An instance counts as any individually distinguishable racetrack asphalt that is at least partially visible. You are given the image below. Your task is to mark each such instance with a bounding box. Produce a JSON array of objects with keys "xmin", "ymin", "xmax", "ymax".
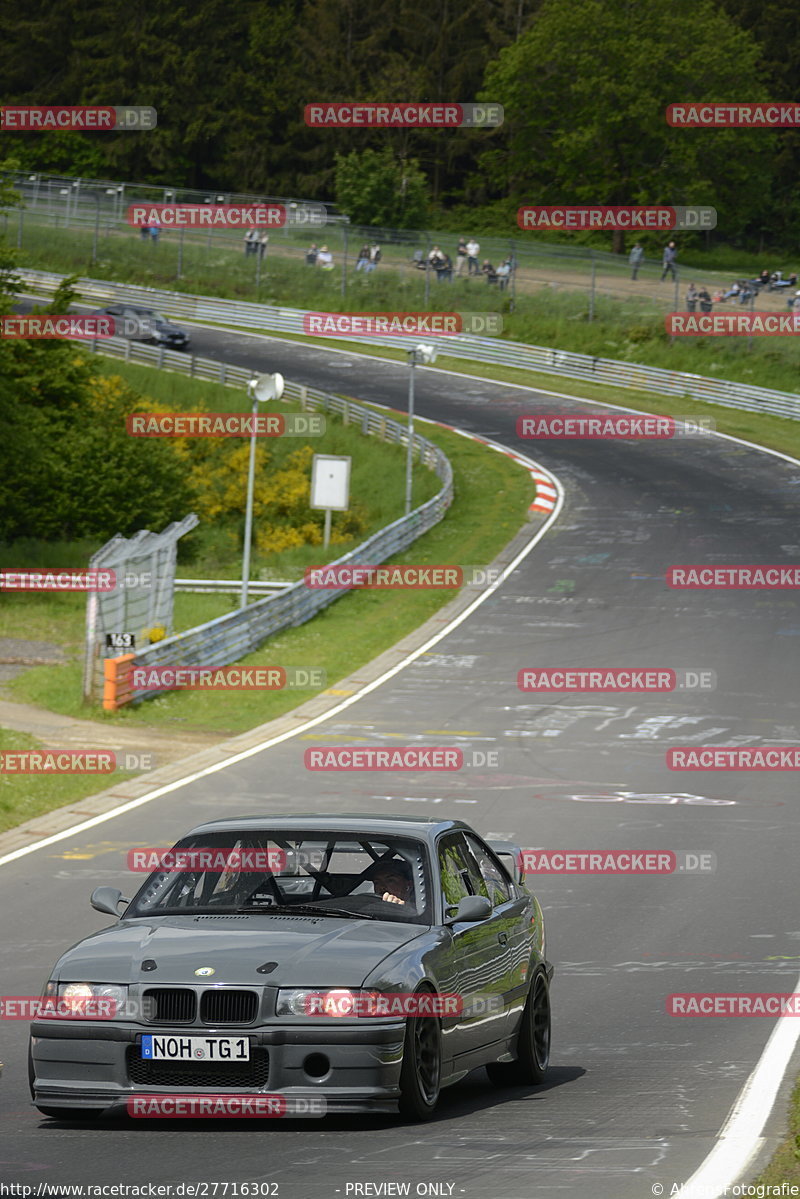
[{"xmin": 1, "ymin": 318, "xmax": 799, "ymax": 1198}]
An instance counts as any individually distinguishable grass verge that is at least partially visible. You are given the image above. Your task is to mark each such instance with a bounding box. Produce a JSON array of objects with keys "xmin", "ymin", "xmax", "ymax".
[
  {"xmin": 0, "ymin": 728, "xmax": 135, "ymax": 835},
  {"xmin": 751, "ymin": 1076, "xmax": 800, "ymax": 1188}
]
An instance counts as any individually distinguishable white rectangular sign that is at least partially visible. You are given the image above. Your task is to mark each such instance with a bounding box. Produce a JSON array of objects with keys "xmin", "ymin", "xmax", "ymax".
[{"xmin": 311, "ymin": 454, "xmax": 351, "ymax": 511}]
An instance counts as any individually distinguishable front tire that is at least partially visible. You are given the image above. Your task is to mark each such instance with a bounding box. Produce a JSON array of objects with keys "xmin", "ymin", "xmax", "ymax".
[
  {"xmin": 398, "ymin": 992, "xmax": 442, "ymax": 1121},
  {"xmin": 487, "ymin": 968, "xmax": 551, "ymax": 1087}
]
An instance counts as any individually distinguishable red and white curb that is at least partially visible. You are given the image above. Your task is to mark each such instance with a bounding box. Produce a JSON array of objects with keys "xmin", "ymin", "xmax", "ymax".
[
  {"xmin": 527, "ymin": 469, "xmax": 559, "ymax": 514},
  {"xmin": 440, "ymin": 429, "xmax": 560, "ymax": 517}
]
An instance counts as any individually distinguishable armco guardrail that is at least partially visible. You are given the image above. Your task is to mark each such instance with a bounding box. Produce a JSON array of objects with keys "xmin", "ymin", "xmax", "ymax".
[
  {"xmin": 17, "ymin": 269, "xmax": 800, "ymax": 421},
  {"xmin": 95, "ymin": 350, "xmax": 452, "ymax": 708},
  {"xmin": 175, "ymin": 578, "xmax": 293, "ymax": 595}
]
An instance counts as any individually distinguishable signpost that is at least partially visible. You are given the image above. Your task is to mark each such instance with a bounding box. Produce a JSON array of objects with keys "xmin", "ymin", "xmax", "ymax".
[{"xmin": 310, "ymin": 455, "xmax": 351, "ymax": 548}]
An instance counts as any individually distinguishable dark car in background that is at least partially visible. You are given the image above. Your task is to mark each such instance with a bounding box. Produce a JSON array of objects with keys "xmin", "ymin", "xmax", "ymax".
[
  {"xmin": 94, "ymin": 304, "xmax": 191, "ymax": 350},
  {"xmin": 29, "ymin": 815, "xmax": 553, "ymax": 1122}
]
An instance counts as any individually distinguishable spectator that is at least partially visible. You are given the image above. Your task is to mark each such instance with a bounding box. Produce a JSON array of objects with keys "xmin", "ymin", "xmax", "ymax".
[
  {"xmin": 496, "ymin": 257, "xmax": 512, "ymax": 291},
  {"xmin": 436, "ymin": 252, "xmax": 453, "ymax": 282},
  {"xmin": 756, "ymin": 268, "xmax": 770, "ymax": 289},
  {"xmin": 629, "ymin": 242, "xmax": 644, "ymax": 280},
  {"xmin": 317, "ymin": 245, "xmax": 333, "ymax": 269},
  {"xmin": 771, "ymin": 270, "xmax": 797, "ymax": 290},
  {"xmin": 698, "ymin": 286, "xmax": 712, "ymax": 313},
  {"xmin": 355, "ymin": 244, "xmax": 370, "ymax": 272},
  {"xmin": 466, "ymin": 237, "xmax": 480, "ymax": 276},
  {"xmin": 367, "ymin": 242, "xmax": 382, "ymax": 272},
  {"xmin": 428, "ymin": 245, "xmax": 446, "ymax": 276},
  {"xmin": 305, "ymin": 242, "xmax": 318, "ymax": 266},
  {"xmin": 149, "ymin": 217, "xmax": 161, "ymax": 243},
  {"xmin": 244, "ymin": 229, "xmax": 258, "ymax": 257},
  {"xmin": 481, "ymin": 258, "xmax": 498, "ymax": 284},
  {"xmin": 789, "ymin": 289, "xmax": 800, "ymax": 310},
  {"xmin": 686, "ymin": 282, "xmax": 698, "ymax": 312},
  {"xmin": 140, "ymin": 224, "xmax": 150, "ymax": 241},
  {"xmin": 660, "ymin": 241, "xmax": 677, "ymax": 281},
  {"xmin": 454, "ymin": 237, "xmax": 468, "ymax": 277},
  {"xmin": 257, "ymin": 231, "xmax": 269, "ymax": 259},
  {"xmin": 720, "ymin": 281, "xmax": 742, "ymax": 301}
]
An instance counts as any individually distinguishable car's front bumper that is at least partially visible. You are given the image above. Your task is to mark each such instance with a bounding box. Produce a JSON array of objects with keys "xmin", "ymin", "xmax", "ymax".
[{"xmin": 30, "ymin": 1019, "xmax": 406, "ymax": 1116}]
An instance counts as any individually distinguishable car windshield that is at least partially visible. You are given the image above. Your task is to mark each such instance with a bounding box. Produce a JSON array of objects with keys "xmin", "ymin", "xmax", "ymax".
[{"xmin": 127, "ymin": 831, "xmax": 432, "ymax": 924}]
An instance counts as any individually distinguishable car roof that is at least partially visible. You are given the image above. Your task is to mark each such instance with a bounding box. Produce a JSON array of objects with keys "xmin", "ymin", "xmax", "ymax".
[{"xmin": 181, "ymin": 814, "xmax": 476, "ymax": 842}]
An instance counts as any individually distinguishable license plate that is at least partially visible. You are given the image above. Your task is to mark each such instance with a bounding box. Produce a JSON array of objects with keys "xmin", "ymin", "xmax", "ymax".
[{"xmin": 141, "ymin": 1034, "xmax": 250, "ymax": 1061}]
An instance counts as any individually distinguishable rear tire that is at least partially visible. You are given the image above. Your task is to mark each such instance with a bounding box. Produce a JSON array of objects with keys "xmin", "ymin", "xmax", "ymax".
[
  {"xmin": 398, "ymin": 991, "xmax": 442, "ymax": 1121},
  {"xmin": 487, "ymin": 968, "xmax": 550, "ymax": 1087}
]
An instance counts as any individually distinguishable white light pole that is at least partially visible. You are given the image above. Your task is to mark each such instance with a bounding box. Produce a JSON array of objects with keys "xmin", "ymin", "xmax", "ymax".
[
  {"xmin": 241, "ymin": 372, "xmax": 285, "ymax": 607},
  {"xmin": 405, "ymin": 344, "xmax": 437, "ymax": 515}
]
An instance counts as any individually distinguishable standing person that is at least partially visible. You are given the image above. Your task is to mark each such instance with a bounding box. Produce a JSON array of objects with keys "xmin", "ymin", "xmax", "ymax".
[
  {"xmin": 149, "ymin": 217, "xmax": 160, "ymax": 243},
  {"xmin": 305, "ymin": 242, "xmax": 318, "ymax": 266},
  {"xmin": 355, "ymin": 244, "xmax": 370, "ymax": 272},
  {"xmin": 661, "ymin": 240, "xmax": 677, "ymax": 281},
  {"xmin": 629, "ymin": 242, "xmax": 644, "ymax": 280},
  {"xmin": 686, "ymin": 282, "xmax": 698, "ymax": 312},
  {"xmin": 698, "ymin": 286, "xmax": 712, "ymax": 313},
  {"xmin": 258, "ymin": 231, "xmax": 269, "ymax": 259},
  {"xmin": 140, "ymin": 223, "xmax": 150, "ymax": 241},
  {"xmin": 454, "ymin": 237, "xmax": 468, "ymax": 277},
  {"xmin": 428, "ymin": 244, "xmax": 446, "ymax": 276},
  {"xmin": 496, "ymin": 257, "xmax": 512, "ymax": 291},
  {"xmin": 466, "ymin": 236, "xmax": 480, "ymax": 276},
  {"xmin": 366, "ymin": 242, "xmax": 381, "ymax": 273},
  {"xmin": 481, "ymin": 259, "xmax": 497, "ymax": 284},
  {"xmin": 244, "ymin": 229, "xmax": 257, "ymax": 257}
]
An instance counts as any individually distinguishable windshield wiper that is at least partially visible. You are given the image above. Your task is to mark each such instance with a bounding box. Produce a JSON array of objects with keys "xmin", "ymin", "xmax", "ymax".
[{"xmin": 235, "ymin": 902, "xmax": 379, "ymax": 920}]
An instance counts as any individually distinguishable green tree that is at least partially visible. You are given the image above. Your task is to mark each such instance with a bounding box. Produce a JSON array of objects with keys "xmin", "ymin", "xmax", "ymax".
[
  {"xmin": 717, "ymin": 0, "xmax": 800, "ymax": 248},
  {"xmin": 335, "ymin": 147, "xmax": 430, "ymax": 228},
  {"xmin": 479, "ymin": 0, "xmax": 775, "ymax": 251}
]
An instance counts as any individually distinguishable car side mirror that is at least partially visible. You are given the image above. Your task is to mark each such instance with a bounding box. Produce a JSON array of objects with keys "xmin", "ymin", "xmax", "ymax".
[
  {"xmin": 90, "ymin": 886, "xmax": 130, "ymax": 917},
  {"xmin": 445, "ymin": 894, "xmax": 492, "ymax": 924}
]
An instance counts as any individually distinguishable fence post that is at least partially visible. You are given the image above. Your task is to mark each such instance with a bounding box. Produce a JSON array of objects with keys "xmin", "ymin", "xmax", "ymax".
[
  {"xmin": 588, "ymin": 252, "xmax": 596, "ymax": 322},
  {"xmin": 424, "ymin": 234, "xmax": 431, "ymax": 307},
  {"xmin": 341, "ymin": 224, "xmax": 348, "ymax": 299}
]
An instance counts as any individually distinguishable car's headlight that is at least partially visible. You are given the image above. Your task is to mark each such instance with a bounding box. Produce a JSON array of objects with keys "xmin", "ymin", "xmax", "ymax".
[
  {"xmin": 40, "ymin": 982, "xmax": 128, "ymax": 1020},
  {"xmin": 277, "ymin": 988, "xmax": 363, "ymax": 1017}
]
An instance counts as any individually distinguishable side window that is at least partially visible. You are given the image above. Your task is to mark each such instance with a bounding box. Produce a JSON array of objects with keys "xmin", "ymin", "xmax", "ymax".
[
  {"xmin": 465, "ymin": 836, "xmax": 511, "ymax": 907},
  {"xmin": 437, "ymin": 835, "xmax": 475, "ymax": 909}
]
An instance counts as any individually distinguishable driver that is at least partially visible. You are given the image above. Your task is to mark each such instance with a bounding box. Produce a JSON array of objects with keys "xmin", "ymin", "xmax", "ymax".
[{"xmin": 365, "ymin": 858, "xmax": 413, "ymax": 906}]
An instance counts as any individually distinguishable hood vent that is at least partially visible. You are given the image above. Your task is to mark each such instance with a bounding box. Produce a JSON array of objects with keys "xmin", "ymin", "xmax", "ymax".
[{"xmin": 194, "ymin": 915, "xmax": 252, "ymax": 921}]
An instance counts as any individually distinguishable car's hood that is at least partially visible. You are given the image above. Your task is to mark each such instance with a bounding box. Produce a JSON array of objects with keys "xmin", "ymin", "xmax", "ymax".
[{"xmin": 54, "ymin": 916, "xmax": 426, "ymax": 987}]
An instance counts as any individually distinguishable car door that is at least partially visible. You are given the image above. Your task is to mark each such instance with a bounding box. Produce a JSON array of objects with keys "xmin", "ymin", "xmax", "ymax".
[
  {"xmin": 463, "ymin": 833, "xmax": 534, "ymax": 1041},
  {"xmin": 435, "ymin": 832, "xmax": 513, "ymax": 1061}
]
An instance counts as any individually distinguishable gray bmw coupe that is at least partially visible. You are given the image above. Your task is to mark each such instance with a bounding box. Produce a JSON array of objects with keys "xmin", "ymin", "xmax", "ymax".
[{"xmin": 29, "ymin": 815, "xmax": 553, "ymax": 1121}]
